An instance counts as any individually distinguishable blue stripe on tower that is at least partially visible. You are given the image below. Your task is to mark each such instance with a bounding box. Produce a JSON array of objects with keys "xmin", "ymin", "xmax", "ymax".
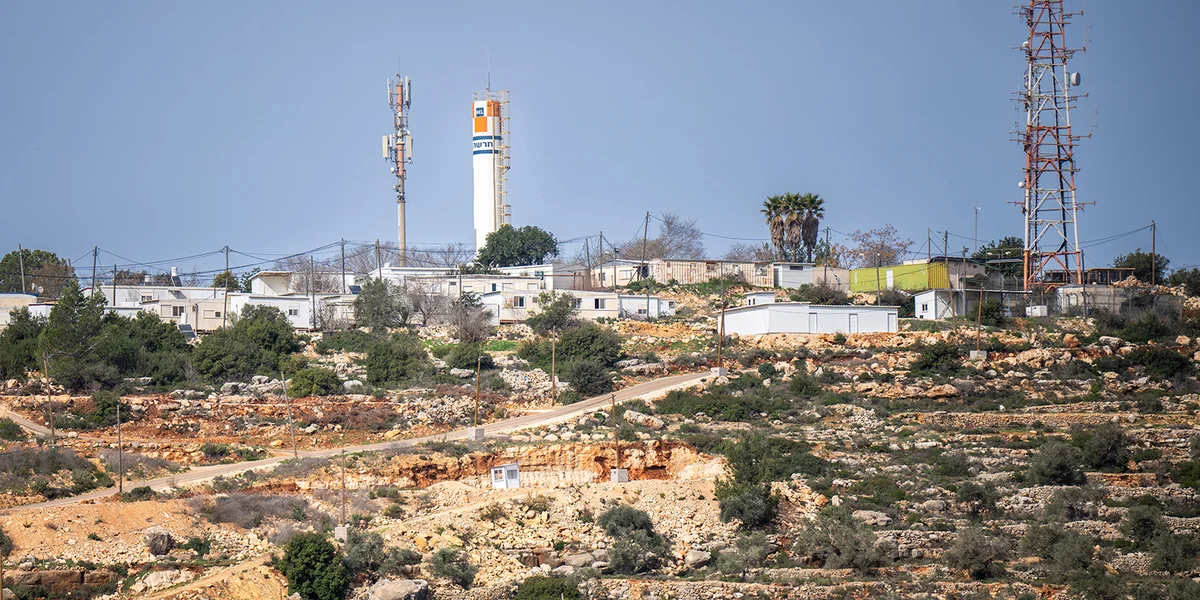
[
  {"xmin": 473, "ymin": 150, "xmax": 497, "ymax": 155},
  {"xmin": 472, "ymin": 135, "xmax": 503, "ymax": 142}
]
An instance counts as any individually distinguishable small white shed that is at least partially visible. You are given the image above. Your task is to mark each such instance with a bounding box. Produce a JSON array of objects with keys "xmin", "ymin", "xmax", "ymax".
[{"xmin": 490, "ymin": 463, "xmax": 521, "ymax": 489}]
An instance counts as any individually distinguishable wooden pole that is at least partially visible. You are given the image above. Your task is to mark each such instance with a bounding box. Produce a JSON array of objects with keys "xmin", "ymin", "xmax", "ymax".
[
  {"xmin": 283, "ymin": 370, "xmax": 298, "ymax": 459},
  {"xmin": 611, "ymin": 392, "xmax": 620, "ymax": 469},
  {"xmin": 641, "ymin": 212, "xmax": 651, "ymax": 316},
  {"xmin": 375, "ymin": 240, "xmax": 382, "ymax": 280},
  {"xmin": 976, "ymin": 288, "xmax": 984, "ymax": 352},
  {"xmin": 340, "ymin": 239, "xmax": 347, "ymax": 294},
  {"xmin": 474, "ymin": 357, "xmax": 481, "ymax": 428},
  {"xmin": 17, "ymin": 243, "xmax": 26, "ymax": 294},
  {"xmin": 1150, "ymin": 221, "xmax": 1157, "ymax": 286},
  {"xmin": 715, "ymin": 265, "xmax": 725, "ymax": 371},
  {"xmin": 222, "ymin": 246, "xmax": 229, "ymax": 329},
  {"xmin": 116, "ymin": 397, "xmax": 123, "ymax": 494},
  {"xmin": 550, "ymin": 336, "xmax": 557, "ymax": 403},
  {"xmin": 340, "ymin": 449, "xmax": 347, "ymax": 525},
  {"xmin": 91, "ymin": 246, "xmax": 97, "ymax": 296},
  {"xmin": 42, "ymin": 352, "xmax": 54, "ymax": 447}
]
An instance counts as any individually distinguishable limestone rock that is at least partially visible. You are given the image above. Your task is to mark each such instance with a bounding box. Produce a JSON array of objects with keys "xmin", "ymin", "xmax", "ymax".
[
  {"xmin": 143, "ymin": 526, "xmax": 175, "ymax": 556},
  {"xmin": 623, "ymin": 410, "xmax": 665, "ymax": 430},
  {"xmin": 1098, "ymin": 335, "xmax": 1125, "ymax": 348},
  {"xmin": 852, "ymin": 510, "xmax": 893, "ymax": 527},
  {"xmin": 368, "ymin": 579, "xmax": 430, "ymax": 600},
  {"xmin": 563, "ymin": 553, "xmax": 594, "ymax": 568},
  {"xmin": 925, "ymin": 384, "xmax": 960, "ymax": 398},
  {"xmin": 343, "ymin": 380, "xmax": 364, "ymax": 391},
  {"xmin": 684, "ymin": 549, "xmax": 712, "ymax": 568}
]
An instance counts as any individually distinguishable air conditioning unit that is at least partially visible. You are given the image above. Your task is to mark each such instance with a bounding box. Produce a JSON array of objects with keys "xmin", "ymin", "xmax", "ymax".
[{"xmin": 1026, "ymin": 305, "xmax": 1049, "ymax": 317}]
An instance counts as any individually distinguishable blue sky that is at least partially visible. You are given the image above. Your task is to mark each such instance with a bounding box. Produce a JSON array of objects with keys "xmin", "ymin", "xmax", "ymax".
[{"xmin": 1, "ymin": 1, "xmax": 1197, "ymax": 275}]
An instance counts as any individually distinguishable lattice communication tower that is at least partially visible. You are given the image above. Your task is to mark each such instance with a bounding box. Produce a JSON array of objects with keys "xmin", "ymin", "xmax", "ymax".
[
  {"xmin": 1016, "ymin": 0, "xmax": 1088, "ymax": 289},
  {"xmin": 385, "ymin": 74, "xmax": 413, "ymax": 265}
]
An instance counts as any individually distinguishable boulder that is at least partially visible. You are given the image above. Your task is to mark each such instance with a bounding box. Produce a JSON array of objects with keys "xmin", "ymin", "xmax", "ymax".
[
  {"xmin": 220, "ymin": 382, "xmax": 243, "ymax": 394},
  {"xmin": 925, "ymin": 384, "xmax": 960, "ymax": 398},
  {"xmin": 251, "ymin": 375, "xmax": 271, "ymax": 385},
  {"xmin": 851, "ymin": 510, "xmax": 892, "ymax": 527},
  {"xmin": 1063, "ymin": 333, "xmax": 1081, "ymax": 348},
  {"xmin": 143, "ymin": 526, "xmax": 175, "ymax": 556},
  {"xmin": 1098, "ymin": 336, "xmax": 1125, "ymax": 348},
  {"xmin": 623, "ymin": 410, "xmax": 665, "ymax": 430},
  {"xmin": 448, "ymin": 368, "xmax": 474, "ymax": 379},
  {"xmin": 343, "ymin": 380, "xmax": 364, "ymax": 391},
  {"xmin": 684, "ymin": 549, "xmax": 712, "ymax": 568},
  {"xmin": 368, "ymin": 579, "xmax": 430, "ymax": 600},
  {"xmin": 2, "ymin": 588, "xmax": 14, "ymax": 600},
  {"xmin": 1176, "ymin": 335, "xmax": 1192, "ymax": 347},
  {"xmin": 563, "ymin": 553, "xmax": 594, "ymax": 568}
]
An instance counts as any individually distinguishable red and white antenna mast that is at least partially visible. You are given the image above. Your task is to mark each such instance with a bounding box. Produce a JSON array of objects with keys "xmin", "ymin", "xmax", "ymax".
[{"xmin": 1016, "ymin": 0, "xmax": 1088, "ymax": 290}]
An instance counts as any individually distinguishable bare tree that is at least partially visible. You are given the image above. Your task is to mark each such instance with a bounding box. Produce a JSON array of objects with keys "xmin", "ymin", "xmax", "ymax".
[
  {"xmin": 844, "ymin": 225, "xmax": 914, "ymax": 269},
  {"xmin": 620, "ymin": 212, "xmax": 706, "ymax": 260},
  {"xmin": 274, "ymin": 255, "xmax": 342, "ymax": 293},
  {"xmin": 405, "ymin": 243, "xmax": 474, "ymax": 268},
  {"xmin": 403, "ymin": 280, "xmax": 450, "ymax": 325},
  {"xmin": 443, "ymin": 294, "xmax": 493, "ymax": 344},
  {"xmin": 316, "ymin": 298, "xmax": 352, "ymax": 331},
  {"xmin": 723, "ymin": 242, "xmax": 775, "ymax": 262}
]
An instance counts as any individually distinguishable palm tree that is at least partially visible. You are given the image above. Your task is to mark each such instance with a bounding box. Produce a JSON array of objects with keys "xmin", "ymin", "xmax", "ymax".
[
  {"xmin": 801, "ymin": 193, "xmax": 825, "ymax": 262},
  {"xmin": 783, "ymin": 192, "xmax": 804, "ymax": 262},
  {"xmin": 761, "ymin": 196, "xmax": 786, "ymax": 261}
]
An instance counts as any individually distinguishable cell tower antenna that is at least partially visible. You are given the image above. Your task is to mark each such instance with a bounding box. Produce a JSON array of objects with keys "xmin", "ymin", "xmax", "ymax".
[
  {"xmin": 486, "ymin": 46, "xmax": 491, "ymax": 90},
  {"xmin": 1014, "ymin": 0, "xmax": 1089, "ymax": 290},
  {"xmin": 384, "ymin": 69, "xmax": 413, "ymax": 266}
]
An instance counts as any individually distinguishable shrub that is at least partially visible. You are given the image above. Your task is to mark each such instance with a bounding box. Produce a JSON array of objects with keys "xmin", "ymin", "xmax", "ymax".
[
  {"xmin": 0, "ymin": 525, "xmax": 12, "ymax": 558},
  {"xmin": 935, "ymin": 452, "xmax": 972, "ymax": 477},
  {"xmin": 363, "ymin": 332, "xmax": 431, "ymax": 385},
  {"xmin": 517, "ymin": 494, "xmax": 552, "ymax": 513},
  {"xmin": 978, "ymin": 300, "xmax": 1007, "ymax": 327},
  {"xmin": 1028, "ymin": 441, "xmax": 1087, "ymax": 486},
  {"xmin": 714, "ymin": 532, "xmax": 771, "ymax": 577},
  {"xmin": 1072, "ymin": 423, "xmax": 1131, "ymax": 472},
  {"xmin": 288, "ymin": 367, "xmax": 340, "ymax": 398},
  {"xmin": 559, "ymin": 360, "xmax": 612, "ymax": 396},
  {"xmin": 343, "ymin": 528, "xmax": 416, "ymax": 580},
  {"xmin": 445, "ymin": 343, "xmax": 494, "ymax": 370},
  {"xmin": 0, "ymin": 417, "xmax": 27, "ymax": 441},
  {"xmin": 956, "ymin": 481, "xmax": 1000, "ymax": 519},
  {"xmin": 276, "ymin": 533, "xmax": 349, "ymax": 600},
  {"xmin": 598, "ymin": 505, "xmax": 656, "ymax": 538},
  {"xmin": 757, "ymin": 363, "xmax": 777, "ymax": 378},
  {"xmin": 56, "ymin": 391, "xmax": 132, "ymax": 430},
  {"xmin": 121, "ymin": 486, "xmax": 155, "ymax": 502},
  {"xmin": 909, "ymin": 341, "xmax": 962, "ymax": 376},
  {"xmin": 876, "ymin": 289, "xmax": 915, "ymax": 317},
  {"xmin": 1149, "ymin": 533, "xmax": 1198, "ymax": 574},
  {"xmin": 556, "ymin": 322, "xmax": 622, "ymax": 366},
  {"xmin": 1119, "ymin": 505, "xmax": 1165, "ymax": 546},
  {"xmin": 607, "ymin": 529, "xmax": 664, "ymax": 575},
  {"xmin": 429, "ymin": 547, "xmax": 478, "ymax": 588},
  {"xmin": 1119, "ymin": 312, "xmax": 1176, "ymax": 344},
  {"xmin": 792, "ymin": 508, "xmax": 889, "ymax": 573},
  {"xmin": 943, "ymin": 526, "xmax": 1009, "ymax": 580},
  {"xmin": 181, "ymin": 536, "xmax": 212, "ymax": 557},
  {"xmin": 714, "ymin": 481, "xmax": 778, "ymax": 529},
  {"xmin": 1124, "ymin": 346, "xmax": 1192, "ymax": 380},
  {"xmin": 315, "ymin": 330, "xmax": 377, "ymax": 354},
  {"xmin": 514, "ymin": 575, "xmax": 581, "ymax": 600},
  {"xmin": 192, "ymin": 493, "xmax": 312, "ymax": 529},
  {"xmin": 479, "ymin": 503, "xmax": 507, "ymax": 522},
  {"xmin": 789, "ymin": 282, "xmax": 849, "ymax": 305}
]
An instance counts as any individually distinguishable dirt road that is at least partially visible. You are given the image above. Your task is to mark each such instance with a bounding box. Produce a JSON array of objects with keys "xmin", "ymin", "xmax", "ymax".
[{"xmin": 11, "ymin": 371, "xmax": 709, "ymax": 511}]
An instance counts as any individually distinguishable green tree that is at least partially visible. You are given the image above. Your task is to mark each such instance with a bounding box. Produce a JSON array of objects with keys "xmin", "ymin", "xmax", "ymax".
[
  {"xmin": 525, "ymin": 291, "xmax": 579, "ymax": 335},
  {"xmin": 276, "ymin": 533, "xmax": 349, "ymax": 600},
  {"xmin": 973, "ymin": 236, "xmax": 1023, "ymax": 277},
  {"xmin": 353, "ymin": 278, "xmax": 408, "ymax": 332},
  {"xmin": 800, "ymin": 193, "xmax": 825, "ymax": 263},
  {"xmin": 192, "ymin": 305, "xmax": 299, "ymax": 382},
  {"xmin": 944, "ymin": 526, "xmax": 1009, "ymax": 580},
  {"xmin": 1073, "ymin": 423, "xmax": 1131, "ymax": 472},
  {"xmin": 0, "ymin": 307, "xmax": 45, "ymax": 380},
  {"xmin": 783, "ymin": 192, "xmax": 803, "ymax": 261},
  {"xmin": 38, "ymin": 279, "xmax": 113, "ymax": 390},
  {"xmin": 1168, "ymin": 267, "xmax": 1200, "ymax": 296},
  {"xmin": 363, "ymin": 332, "xmax": 430, "ymax": 385},
  {"xmin": 556, "ymin": 322, "xmax": 622, "ymax": 366},
  {"xmin": 1119, "ymin": 505, "xmax": 1165, "ymax": 546},
  {"xmin": 761, "ymin": 196, "xmax": 787, "ymax": 261},
  {"xmin": 475, "ymin": 225, "xmax": 559, "ymax": 268},
  {"xmin": 212, "ymin": 270, "xmax": 239, "ymax": 290},
  {"xmin": 792, "ymin": 507, "xmax": 889, "ymax": 573},
  {"xmin": 1029, "ymin": 441, "xmax": 1087, "ymax": 486},
  {"xmin": 239, "ymin": 268, "xmax": 261, "ymax": 293},
  {"xmin": 0, "ymin": 248, "xmax": 75, "ymax": 298},
  {"xmin": 598, "ymin": 505, "xmax": 666, "ymax": 574},
  {"xmin": 287, "ymin": 367, "xmax": 340, "ymax": 397},
  {"xmin": 1112, "ymin": 249, "xmax": 1168, "ymax": 284}
]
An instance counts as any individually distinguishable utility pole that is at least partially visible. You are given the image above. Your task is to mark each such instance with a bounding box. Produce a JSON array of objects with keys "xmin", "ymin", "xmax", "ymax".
[
  {"xmin": 549, "ymin": 335, "xmax": 557, "ymax": 403},
  {"xmin": 340, "ymin": 239, "xmax": 347, "ymax": 294},
  {"xmin": 976, "ymin": 288, "xmax": 984, "ymax": 352},
  {"xmin": 875, "ymin": 252, "xmax": 881, "ymax": 305},
  {"xmin": 91, "ymin": 246, "xmax": 98, "ymax": 296},
  {"xmin": 598, "ymin": 232, "xmax": 604, "ymax": 289},
  {"xmin": 375, "ymin": 240, "xmax": 382, "ymax": 280},
  {"xmin": 1150, "ymin": 221, "xmax": 1157, "ymax": 286},
  {"xmin": 112, "ymin": 265, "xmax": 117, "ymax": 309},
  {"xmin": 340, "ymin": 449, "xmax": 347, "ymax": 526},
  {"xmin": 283, "ymin": 370, "xmax": 298, "ymax": 459},
  {"xmin": 42, "ymin": 352, "xmax": 54, "ymax": 447},
  {"xmin": 222, "ymin": 246, "xmax": 230, "ymax": 329},
  {"xmin": 309, "ymin": 256, "xmax": 317, "ymax": 331},
  {"xmin": 584, "ymin": 238, "xmax": 592, "ymax": 291},
  {"xmin": 611, "ymin": 392, "xmax": 620, "ymax": 470},
  {"xmin": 944, "ymin": 232, "xmax": 954, "ymax": 327},
  {"xmin": 641, "ymin": 211, "xmax": 651, "ymax": 318},
  {"xmin": 116, "ymin": 396, "xmax": 123, "ymax": 494},
  {"xmin": 17, "ymin": 243, "xmax": 26, "ymax": 294},
  {"xmin": 474, "ymin": 357, "xmax": 481, "ymax": 428},
  {"xmin": 823, "ymin": 227, "xmax": 830, "ymax": 285},
  {"xmin": 715, "ymin": 264, "xmax": 726, "ymax": 373},
  {"xmin": 927, "ymin": 229, "xmax": 931, "ymax": 263},
  {"xmin": 974, "ymin": 207, "xmax": 981, "ymax": 253}
]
